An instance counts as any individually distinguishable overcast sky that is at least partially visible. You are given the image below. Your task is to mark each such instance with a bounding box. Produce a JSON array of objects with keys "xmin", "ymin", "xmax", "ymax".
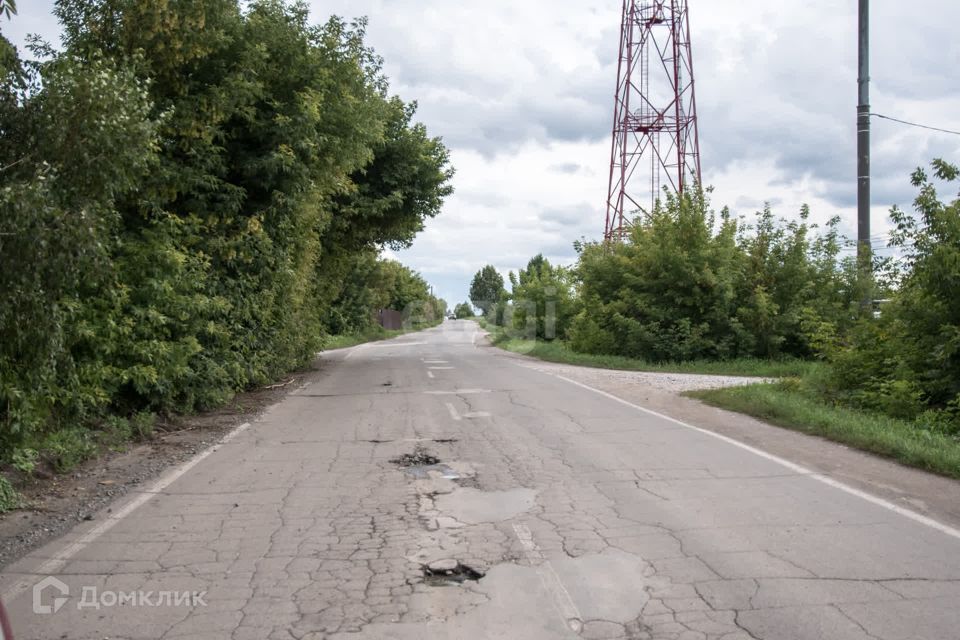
[{"xmin": 5, "ymin": 1, "xmax": 960, "ymax": 306}]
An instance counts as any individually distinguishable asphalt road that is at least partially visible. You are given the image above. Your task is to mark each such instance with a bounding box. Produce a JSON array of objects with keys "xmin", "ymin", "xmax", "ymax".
[{"xmin": 2, "ymin": 320, "xmax": 960, "ymax": 639}]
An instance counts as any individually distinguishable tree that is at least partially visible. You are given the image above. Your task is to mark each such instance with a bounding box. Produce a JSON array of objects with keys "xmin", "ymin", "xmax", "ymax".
[
  {"xmin": 0, "ymin": 0, "xmax": 16, "ymax": 20},
  {"xmin": 510, "ymin": 255, "xmax": 578, "ymax": 340},
  {"xmin": 469, "ymin": 265, "xmax": 505, "ymax": 316},
  {"xmin": 0, "ymin": 1, "xmax": 453, "ymax": 466},
  {"xmin": 828, "ymin": 159, "xmax": 960, "ymax": 429},
  {"xmin": 454, "ymin": 302, "xmax": 474, "ymax": 319}
]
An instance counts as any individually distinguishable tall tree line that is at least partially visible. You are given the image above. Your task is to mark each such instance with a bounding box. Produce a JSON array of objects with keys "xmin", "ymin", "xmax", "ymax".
[{"xmin": 0, "ymin": 1, "xmax": 452, "ymax": 461}]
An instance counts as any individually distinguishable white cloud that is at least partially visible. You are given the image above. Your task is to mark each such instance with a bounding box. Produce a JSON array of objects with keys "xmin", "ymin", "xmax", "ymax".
[{"xmin": 6, "ymin": 0, "xmax": 959, "ymax": 306}]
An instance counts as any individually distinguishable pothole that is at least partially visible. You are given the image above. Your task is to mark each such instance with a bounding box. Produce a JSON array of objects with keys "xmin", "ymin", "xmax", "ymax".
[
  {"xmin": 454, "ymin": 475, "xmax": 481, "ymax": 489},
  {"xmin": 390, "ymin": 445, "xmax": 440, "ymax": 467},
  {"xmin": 422, "ymin": 560, "xmax": 485, "ymax": 586}
]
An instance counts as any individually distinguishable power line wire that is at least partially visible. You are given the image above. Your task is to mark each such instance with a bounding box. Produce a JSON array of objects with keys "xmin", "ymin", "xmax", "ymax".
[{"xmin": 871, "ymin": 113, "xmax": 960, "ymax": 137}]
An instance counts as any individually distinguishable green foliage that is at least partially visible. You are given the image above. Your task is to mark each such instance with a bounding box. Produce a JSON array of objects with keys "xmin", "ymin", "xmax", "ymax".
[
  {"xmin": 690, "ymin": 382, "xmax": 960, "ymax": 479},
  {"xmin": 571, "ymin": 188, "xmax": 856, "ymax": 362},
  {"xmin": 507, "ymin": 254, "xmax": 579, "ymax": 340},
  {"xmin": 0, "ymin": 0, "xmax": 16, "ymax": 20},
  {"xmin": 454, "ymin": 302, "xmax": 475, "ymax": 319},
  {"xmin": 469, "ymin": 265, "xmax": 506, "ymax": 316},
  {"xmin": 39, "ymin": 428, "xmax": 97, "ymax": 473},
  {"xmin": 11, "ymin": 447, "xmax": 38, "ymax": 475},
  {"xmin": 485, "ymin": 322, "xmax": 818, "ymax": 378},
  {"xmin": 824, "ymin": 160, "xmax": 960, "ymax": 429},
  {"xmin": 0, "ymin": 476, "xmax": 21, "ymax": 513},
  {"xmin": 0, "ymin": 1, "xmax": 451, "ymax": 471}
]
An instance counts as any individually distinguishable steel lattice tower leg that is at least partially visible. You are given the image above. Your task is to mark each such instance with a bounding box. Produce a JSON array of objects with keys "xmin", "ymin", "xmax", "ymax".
[{"xmin": 604, "ymin": 0, "xmax": 701, "ymax": 242}]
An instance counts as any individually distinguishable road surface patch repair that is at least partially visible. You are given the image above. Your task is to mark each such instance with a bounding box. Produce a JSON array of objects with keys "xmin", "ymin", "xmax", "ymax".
[{"xmin": 380, "ymin": 442, "xmax": 753, "ymax": 639}]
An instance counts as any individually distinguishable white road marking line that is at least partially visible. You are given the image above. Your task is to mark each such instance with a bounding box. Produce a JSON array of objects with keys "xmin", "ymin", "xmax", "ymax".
[
  {"xmin": 513, "ymin": 524, "xmax": 583, "ymax": 633},
  {"xmin": 536, "ymin": 368, "xmax": 960, "ymax": 542},
  {"xmin": 424, "ymin": 389, "xmax": 491, "ymax": 395},
  {"xmin": 463, "ymin": 412, "xmax": 492, "ymax": 419},
  {"xmin": 446, "ymin": 403, "xmax": 462, "ymax": 421},
  {"xmin": 428, "ymin": 366, "xmax": 455, "ymax": 370},
  {"xmin": 1, "ymin": 422, "xmax": 253, "ymax": 603},
  {"xmin": 427, "ymin": 371, "xmax": 435, "ymax": 379},
  {"xmin": 424, "ymin": 360, "xmax": 449, "ymax": 364}
]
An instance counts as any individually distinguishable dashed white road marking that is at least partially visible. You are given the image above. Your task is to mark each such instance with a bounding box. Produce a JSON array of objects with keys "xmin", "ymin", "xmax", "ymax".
[
  {"xmin": 531, "ymin": 366, "xmax": 960, "ymax": 543},
  {"xmin": 428, "ymin": 366, "xmax": 455, "ymax": 370},
  {"xmin": 513, "ymin": 524, "xmax": 583, "ymax": 633},
  {"xmin": 427, "ymin": 371, "xmax": 435, "ymax": 379},
  {"xmin": 2, "ymin": 422, "xmax": 254, "ymax": 603},
  {"xmin": 423, "ymin": 360, "xmax": 449, "ymax": 364},
  {"xmin": 463, "ymin": 412, "xmax": 492, "ymax": 419},
  {"xmin": 446, "ymin": 403, "xmax": 462, "ymax": 422}
]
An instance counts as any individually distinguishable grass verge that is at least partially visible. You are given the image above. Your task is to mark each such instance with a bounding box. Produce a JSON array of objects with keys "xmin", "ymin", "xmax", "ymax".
[
  {"xmin": 688, "ymin": 382, "xmax": 960, "ymax": 480},
  {"xmin": 479, "ymin": 321, "xmax": 816, "ymax": 378}
]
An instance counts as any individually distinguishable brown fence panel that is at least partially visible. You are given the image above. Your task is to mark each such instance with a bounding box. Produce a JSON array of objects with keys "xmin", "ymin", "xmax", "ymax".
[{"xmin": 377, "ymin": 309, "xmax": 404, "ymax": 330}]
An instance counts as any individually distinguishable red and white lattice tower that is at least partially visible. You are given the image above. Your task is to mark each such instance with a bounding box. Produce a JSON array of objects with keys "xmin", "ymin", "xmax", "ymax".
[{"xmin": 604, "ymin": 0, "xmax": 701, "ymax": 241}]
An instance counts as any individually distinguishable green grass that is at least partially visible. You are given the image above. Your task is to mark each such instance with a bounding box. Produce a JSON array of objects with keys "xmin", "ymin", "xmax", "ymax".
[
  {"xmin": 0, "ymin": 476, "xmax": 22, "ymax": 513},
  {"xmin": 688, "ymin": 382, "xmax": 960, "ymax": 479},
  {"xmin": 479, "ymin": 321, "xmax": 817, "ymax": 378}
]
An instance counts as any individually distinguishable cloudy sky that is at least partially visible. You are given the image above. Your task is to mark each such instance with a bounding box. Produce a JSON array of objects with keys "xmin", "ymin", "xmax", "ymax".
[{"xmin": 6, "ymin": 1, "xmax": 960, "ymax": 306}]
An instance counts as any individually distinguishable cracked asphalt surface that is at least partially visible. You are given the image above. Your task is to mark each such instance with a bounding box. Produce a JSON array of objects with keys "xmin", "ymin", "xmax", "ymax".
[{"xmin": 2, "ymin": 320, "xmax": 959, "ymax": 639}]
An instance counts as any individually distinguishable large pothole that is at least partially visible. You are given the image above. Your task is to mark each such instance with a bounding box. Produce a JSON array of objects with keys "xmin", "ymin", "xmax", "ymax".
[
  {"xmin": 390, "ymin": 445, "xmax": 441, "ymax": 467},
  {"xmin": 422, "ymin": 559, "xmax": 485, "ymax": 586}
]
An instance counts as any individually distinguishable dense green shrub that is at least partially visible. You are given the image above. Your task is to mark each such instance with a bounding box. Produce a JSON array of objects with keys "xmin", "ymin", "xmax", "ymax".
[
  {"xmin": 570, "ymin": 187, "xmax": 856, "ymax": 362},
  {"xmin": 825, "ymin": 160, "xmax": 960, "ymax": 432},
  {"xmin": 508, "ymin": 254, "xmax": 579, "ymax": 340},
  {"xmin": 0, "ymin": 2, "xmax": 452, "ymax": 470},
  {"xmin": 0, "ymin": 476, "xmax": 21, "ymax": 513},
  {"xmin": 469, "ymin": 265, "xmax": 506, "ymax": 318}
]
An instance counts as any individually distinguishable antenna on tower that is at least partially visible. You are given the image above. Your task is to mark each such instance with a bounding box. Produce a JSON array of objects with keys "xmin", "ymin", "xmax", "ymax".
[{"xmin": 604, "ymin": 0, "xmax": 701, "ymax": 242}]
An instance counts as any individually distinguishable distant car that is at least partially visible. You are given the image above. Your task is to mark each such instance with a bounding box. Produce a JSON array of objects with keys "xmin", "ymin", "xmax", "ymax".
[{"xmin": 447, "ymin": 313, "xmax": 456, "ymax": 320}]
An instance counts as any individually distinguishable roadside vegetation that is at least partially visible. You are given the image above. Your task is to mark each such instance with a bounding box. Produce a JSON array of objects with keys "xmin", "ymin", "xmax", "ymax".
[
  {"xmin": 472, "ymin": 160, "xmax": 960, "ymax": 477},
  {"xmin": 480, "ymin": 321, "xmax": 816, "ymax": 378},
  {"xmin": 453, "ymin": 302, "xmax": 475, "ymax": 319},
  {"xmin": 0, "ymin": 1, "xmax": 452, "ymax": 509},
  {"xmin": 689, "ymin": 383, "xmax": 960, "ymax": 480}
]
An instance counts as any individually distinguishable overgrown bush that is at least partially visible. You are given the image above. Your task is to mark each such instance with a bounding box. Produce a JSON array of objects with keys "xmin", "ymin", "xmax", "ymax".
[
  {"xmin": 0, "ymin": 476, "xmax": 21, "ymax": 513},
  {"xmin": 508, "ymin": 254, "xmax": 579, "ymax": 340},
  {"xmin": 825, "ymin": 160, "xmax": 960, "ymax": 431},
  {"xmin": 570, "ymin": 187, "xmax": 857, "ymax": 362},
  {"xmin": 0, "ymin": 2, "xmax": 452, "ymax": 474}
]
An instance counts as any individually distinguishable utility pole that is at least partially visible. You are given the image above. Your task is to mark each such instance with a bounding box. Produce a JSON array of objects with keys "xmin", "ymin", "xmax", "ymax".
[{"xmin": 857, "ymin": 0, "xmax": 872, "ymax": 309}]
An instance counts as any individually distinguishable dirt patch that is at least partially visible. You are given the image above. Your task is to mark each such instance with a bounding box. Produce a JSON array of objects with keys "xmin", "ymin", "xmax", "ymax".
[{"xmin": 0, "ymin": 360, "xmax": 327, "ymax": 571}]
